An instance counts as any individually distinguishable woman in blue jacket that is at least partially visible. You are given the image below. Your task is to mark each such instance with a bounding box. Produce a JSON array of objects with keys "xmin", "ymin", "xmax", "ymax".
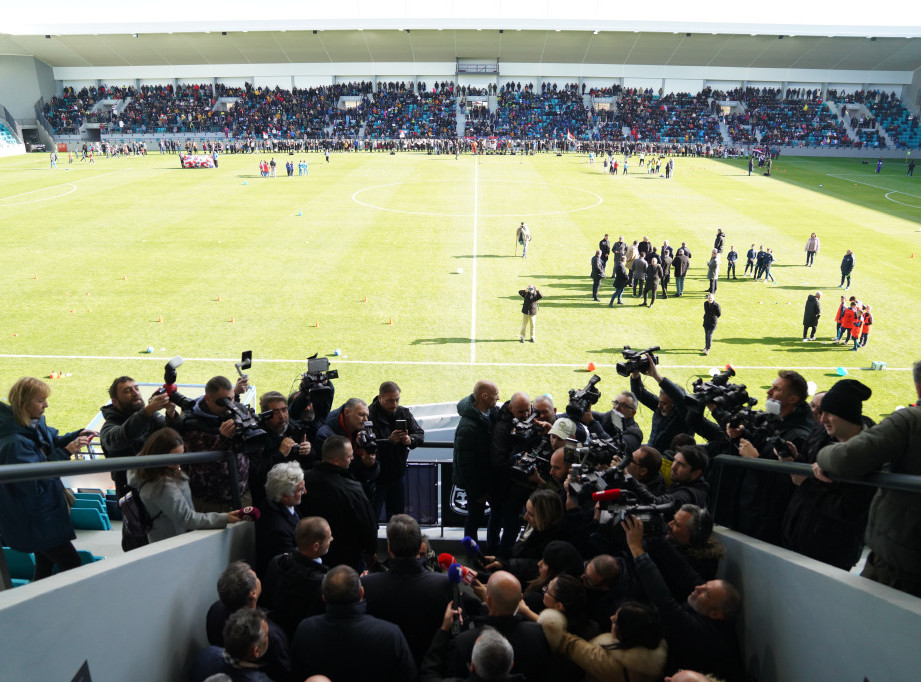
[{"xmin": 0, "ymin": 377, "xmax": 93, "ymax": 579}]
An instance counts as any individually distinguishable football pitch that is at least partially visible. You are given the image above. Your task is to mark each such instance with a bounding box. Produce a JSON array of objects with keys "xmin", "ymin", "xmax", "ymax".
[{"xmin": 0, "ymin": 149, "xmax": 919, "ymax": 433}]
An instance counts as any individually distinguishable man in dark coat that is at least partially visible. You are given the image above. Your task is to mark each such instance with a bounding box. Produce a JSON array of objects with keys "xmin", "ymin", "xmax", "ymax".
[
  {"xmin": 672, "ymin": 249, "xmax": 690, "ymax": 297},
  {"xmin": 445, "ymin": 571, "xmax": 559, "ymax": 682},
  {"xmin": 608, "ymin": 259, "xmax": 629, "ymax": 306},
  {"xmin": 361, "ymin": 514, "xmax": 455, "ymax": 666},
  {"xmin": 292, "ymin": 565, "xmax": 416, "ymax": 682},
  {"xmin": 643, "ymin": 256, "xmax": 664, "ymax": 307},
  {"xmin": 713, "ymin": 229, "xmax": 725, "ymax": 254},
  {"xmin": 368, "ymin": 381, "xmax": 425, "ymax": 520},
  {"xmin": 598, "ymin": 233, "xmax": 611, "ymax": 270},
  {"xmin": 453, "ymin": 381, "xmax": 500, "ymax": 542},
  {"xmin": 703, "ymin": 293, "xmax": 721, "ymax": 355},
  {"xmin": 590, "ymin": 249, "xmax": 606, "ymax": 301},
  {"xmin": 624, "ymin": 517, "xmax": 743, "ymax": 681},
  {"xmin": 630, "ymin": 362, "xmax": 694, "ymax": 454},
  {"xmin": 314, "ymin": 398, "xmax": 380, "ymax": 495},
  {"xmin": 100, "ymin": 376, "xmax": 179, "ymax": 498},
  {"xmin": 631, "ymin": 254, "xmax": 648, "ymax": 297},
  {"xmin": 517, "ymin": 284, "xmax": 542, "ymax": 342},
  {"xmin": 802, "ymin": 291, "xmax": 822, "ymax": 341},
  {"xmin": 660, "ymin": 251, "xmax": 673, "ymax": 298},
  {"xmin": 298, "ymin": 436, "xmax": 378, "ymax": 571},
  {"xmin": 254, "ymin": 462, "xmax": 304, "ymax": 577},
  {"xmin": 624, "ymin": 445, "xmax": 711, "ymax": 520},
  {"xmin": 262, "ymin": 516, "xmax": 331, "ymax": 638},
  {"xmin": 839, "ymin": 249, "xmax": 855, "ymax": 289}
]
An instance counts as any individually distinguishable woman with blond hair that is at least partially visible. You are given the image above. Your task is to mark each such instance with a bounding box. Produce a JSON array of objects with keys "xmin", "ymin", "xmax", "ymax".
[
  {"xmin": 128, "ymin": 427, "xmax": 245, "ymax": 543},
  {"xmin": 0, "ymin": 377, "xmax": 94, "ymax": 579}
]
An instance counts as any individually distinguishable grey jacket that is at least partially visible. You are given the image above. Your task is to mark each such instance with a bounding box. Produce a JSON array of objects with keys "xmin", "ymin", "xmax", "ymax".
[
  {"xmin": 817, "ymin": 406, "xmax": 921, "ymax": 576},
  {"xmin": 128, "ymin": 470, "xmax": 227, "ymax": 542}
]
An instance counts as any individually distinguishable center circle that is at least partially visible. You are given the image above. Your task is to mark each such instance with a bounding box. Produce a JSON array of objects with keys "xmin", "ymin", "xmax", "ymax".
[{"xmin": 351, "ymin": 179, "xmax": 603, "ymax": 217}]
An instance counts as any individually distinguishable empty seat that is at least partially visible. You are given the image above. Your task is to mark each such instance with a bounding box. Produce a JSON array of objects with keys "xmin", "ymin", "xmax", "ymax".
[
  {"xmin": 70, "ymin": 507, "xmax": 111, "ymax": 531},
  {"xmin": 2, "ymin": 547, "xmax": 36, "ymax": 582}
]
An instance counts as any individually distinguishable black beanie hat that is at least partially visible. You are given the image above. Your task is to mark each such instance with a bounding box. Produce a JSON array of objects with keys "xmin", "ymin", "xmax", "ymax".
[{"xmin": 821, "ymin": 379, "xmax": 872, "ymax": 425}]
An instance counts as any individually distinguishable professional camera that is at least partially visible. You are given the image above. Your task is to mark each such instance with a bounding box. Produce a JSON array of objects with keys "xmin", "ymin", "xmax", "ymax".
[
  {"xmin": 727, "ymin": 401, "xmax": 793, "ymax": 458},
  {"xmin": 355, "ymin": 420, "xmax": 378, "ymax": 455},
  {"xmin": 564, "ymin": 434, "xmax": 629, "ymax": 504},
  {"xmin": 593, "ymin": 489, "xmax": 672, "ymax": 537},
  {"xmin": 298, "ymin": 355, "xmax": 339, "ymax": 394},
  {"xmin": 685, "ymin": 365, "xmax": 758, "ymax": 425},
  {"xmin": 615, "ymin": 346, "xmax": 661, "ymax": 378},
  {"xmin": 565, "ymin": 374, "xmax": 602, "ymax": 420},
  {"xmin": 215, "ymin": 397, "xmax": 267, "ymax": 453},
  {"xmin": 511, "ymin": 439, "xmax": 554, "ymax": 481},
  {"xmin": 511, "ymin": 412, "xmax": 541, "ymax": 443}
]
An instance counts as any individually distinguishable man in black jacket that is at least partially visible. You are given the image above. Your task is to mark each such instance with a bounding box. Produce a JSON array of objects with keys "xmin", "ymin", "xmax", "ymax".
[
  {"xmin": 517, "ymin": 284, "xmax": 542, "ymax": 342},
  {"xmin": 445, "ymin": 571, "xmax": 558, "ymax": 682},
  {"xmin": 624, "ymin": 445, "xmax": 710, "ymax": 519},
  {"xmin": 623, "ymin": 517, "xmax": 743, "ymax": 681},
  {"xmin": 253, "ymin": 391, "xmax": 311, "ymax": 508},
  {"xmin": 598, "ymin": 234, "xmax": 611, "ymax": 270},
  {"xmin": 100, "ymin": 376, "xmax": 178, "ymax": 498},
  {"xmin": 298, "ymin": 436, "xmax": 378, "ymax": 571},
  {"xmin": 453, "ymin": 381, "xmax": 500, "ymax": 543},
  {"xmin": 596, "ymin": 392, "xmax": 643, "ymax": 454},
  {"xmin": 262, "ymin": 516, "xmax": 331, "ymax": 638},
  {"xmin": 362, "ymin": 514, "xmax": 455, "ymax": 666},
  {"xmin": 315, "ymin": 398, "xmax": 380, "ymax": 496},
  {"xmin": 590, "ymin": 249, "xmax": 606, "ymax": 301},
  {"xmin": 369, "ymin": 381, "xmax": 425, "ymax": 520},
  {"xmin": 743, "ymin": 243, "xmax": 756, "ymax": 276},
  {"xmin": 292, "ymin": 565, "xmax": 416, "ymax": 682},
  {"xmin": 839, "ymin": 248, "xmax": 855, "ymax": 289},
  {"xmin": 630, "ymin": 360, "xmax": 694, "ymax": 454}
]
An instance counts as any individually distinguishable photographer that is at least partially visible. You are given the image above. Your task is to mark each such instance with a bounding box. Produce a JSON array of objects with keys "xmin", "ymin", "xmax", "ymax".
[
  {"xmin": 368, "ymin": 381, "xmax": 425, "ymax": 520},
  {"xmin": 629, "ymin": 356, "xmax": 694, "ymax": 454},
  {"xmin": 518, "ymin": 284, "xmax": 542, "ymax": 343},
  {"xmin": 253, "ymin": 391, "xmax": 311, "ymax": 509},
  {"xmin": 594, "ymin": 392, "xmax": 643, "ymax": 454},
  {"xmin": 621, "ymin": 445, "xmax": 710, "ymax": 520},
  {"xmin": 665, "ymin": 504, "xmax": 724, "ymax": 581},
  {"xmin": 100, "ymin": 375, "xmax": 181, "ymax": 498},
  {"xmin": 179, "ymin": 375, "xmax": 255, "ymax": 512},
  {"xmin": 727, "ymin": 370, "xmax": 815, "ymax": 545},
  {"xmin": 624, "ymin": 445, "xmax": 666, "ymax": 496},
  {"xmin": 491, "ymin": 392, "xmax": 553, "ymax": 553},
  {"xmin": 287, "ymin": 363, "xmax": 336, "ymax": 449},
  {"xmin": 315, "ymin": 398, "xmax": 380, "ymax": 497}
]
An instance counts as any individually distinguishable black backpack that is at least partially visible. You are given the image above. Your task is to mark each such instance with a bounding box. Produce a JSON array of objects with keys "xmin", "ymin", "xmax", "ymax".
[{"xmin": 118, "ymin": 483, "xmax": 162, "ymax": 552}]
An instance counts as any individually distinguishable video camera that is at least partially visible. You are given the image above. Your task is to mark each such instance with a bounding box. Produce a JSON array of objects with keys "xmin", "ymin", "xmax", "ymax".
[
  {"xmin": 355, "ymin": 420, "xmax": 378, "ymax": 455},
  {"xmin": 565, "ymin": 374, "xmax": 602, "ymax": 420},
  {"xmin": 215, "ymin": 397, "xmax": 267, "ymax": 454},
  {"xmin": 511, "ymin": 412, "xmax": 541, "ymax": 443},
  {"xmin": 726, "ymin": 400, "xmax": 793, "ymax": 458},
  {"xmin": 684, "ymin": 365, "xmax": 758, "ymax": 425},
  {"xmin": 615, "ymin": 346, "xmax": 660, "ymax": 378},
  {"xmin": 298, "ymin": 355, "xmax": 339, "ymax": 394},
  {"xmin": 564, "ymin": 433, "xmax": 629, "ymax": 505},
  {"xmin": 592, "ymin": 489, "xmax": 672, "ymax": 537},
  {"xmin": 510, "ymin": 439, "xmax": 554, "ymax": 481}
]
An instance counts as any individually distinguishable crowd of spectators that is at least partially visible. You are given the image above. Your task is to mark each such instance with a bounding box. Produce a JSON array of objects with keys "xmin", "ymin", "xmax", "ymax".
[{"xmin": 39, "ymin": 81, "xmax": 921, "ymax": 149}]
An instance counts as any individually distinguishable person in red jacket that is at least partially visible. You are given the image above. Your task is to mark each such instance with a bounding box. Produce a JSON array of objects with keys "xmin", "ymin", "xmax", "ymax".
[
  {"xmin": 860, "ymin": 305, "xmax": 873, "ymax": 347},
  {"xmin": 833, "ymin": 296, "xmax": 847, "ymax": 341},
  {"xmin": 847, "ymin": 303, "xmax": 863, "ymax": 351},
  {"xmin": 835, "ymin": 298, "xmax": 857, "ymax": 344}
]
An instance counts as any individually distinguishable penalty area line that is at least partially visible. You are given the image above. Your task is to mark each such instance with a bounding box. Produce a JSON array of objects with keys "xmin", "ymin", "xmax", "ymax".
[{"xmin": 0, "ymin": 354, "xmax": 911, "ymax": 372}]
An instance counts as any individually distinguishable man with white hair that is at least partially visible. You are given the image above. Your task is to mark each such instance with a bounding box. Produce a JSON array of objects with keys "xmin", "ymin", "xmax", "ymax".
[{"xmin": 255, "ymin": 462, "xmax": 304, "ymax": 576}]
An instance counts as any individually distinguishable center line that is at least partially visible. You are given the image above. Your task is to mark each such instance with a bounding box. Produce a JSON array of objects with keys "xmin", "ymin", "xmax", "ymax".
[{"xmin": 470, "ymin": 156, "xmax": 479, "ymax": 364}]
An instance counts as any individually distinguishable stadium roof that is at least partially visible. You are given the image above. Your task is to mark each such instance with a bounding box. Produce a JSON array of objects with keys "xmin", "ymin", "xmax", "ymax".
[{"xmin": 3, "ymin": 1, "xmax": 921, "ymax": 71}]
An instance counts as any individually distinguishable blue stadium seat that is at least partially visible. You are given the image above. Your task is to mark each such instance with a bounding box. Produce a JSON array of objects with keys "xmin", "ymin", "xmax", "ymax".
[{"xmin": 70, "ymin": 507, "xmax": 111, "ymax": 531}]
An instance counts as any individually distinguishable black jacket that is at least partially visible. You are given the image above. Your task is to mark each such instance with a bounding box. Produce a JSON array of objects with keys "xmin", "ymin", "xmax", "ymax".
[
  {"xmin": 672, "ymin": 253, "xmax": 690, "ymax": 278},
  {"xmin": 452, "ymin": 395, "xmax": 499, "ymax": 499},
  {"xmin": 591, "ymin": 255, "xmax": 606, "ymax": 280},
  {"xmin": 519, "ymin": 287, "xmax": 542, "ymax": 315},
  {"xmin": 292, "ymin": 602, "xmax": 416, "ymax": 682},
  {"xmin": 595, "ymin": 410, "xmax": 643, "ymax": 454},
  {"xmin": 612, "ymin": 261, "xmax": 629, "ymax": 288},
  {"xmin": 369, "ymin": 397, "xmax": 425, "ymax": 483},
  {"xmin": 263, "ymin": 551, "xmax": 327, "ymax": 639},
  {"xmin": 803, "ymin": 294, "xmax": 822, "ymax": 327},
  {"xmin": 99, "ymin": 403, "xmax": 172, "ymax": 460},
  {"xmin": 841, "ymin": 252, "xmax": 855, "ymax": 274},
  {"xmin": 446, "ymin": 614, "xmax": 558, "ymax": 682},
  {"xmin": 361, "ymin": 557, "xmax": 455, "ymax": 666},
  {"xmin": 631, "ymin": 376, "xmax": 694, "ymax": 454},
  {"xmin": 703, "ymin": 300, "xmax": 721, "ymax": 328},
  {"xmin": 206, "ymin": 602, "xmax": 292, "ymax": 682},
  {"xmin": 298, "ymin": 462, "xmax": 377, "ymax": 571},
  {"xmin": 422, "ymin": 629, "xmax": 527, "ymax": 682},
  {"xmin": 633, "ymin": 552, "xmax": 743, "ymax": 680},
  {"xmin": 255, "ymin": 499, "xmax": 299, "ymax": 578}
]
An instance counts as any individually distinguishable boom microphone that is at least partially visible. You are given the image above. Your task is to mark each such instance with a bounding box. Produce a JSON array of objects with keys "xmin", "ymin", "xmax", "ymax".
[{"xmin": 462, "ymin": 536, "xmax": 487, "ymax": 567}]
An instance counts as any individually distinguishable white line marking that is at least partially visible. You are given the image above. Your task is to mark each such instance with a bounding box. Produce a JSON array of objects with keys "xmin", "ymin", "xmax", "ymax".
[
  {"xmin": 0, "ymin": 353, "xmax": 911, "ymax": 372},
  {"xmin": 470, "ymin": 158, "xmax": 478, "ymax": 364},
  {"xmin": 827, "ymin": 173, "xmax": 921, "ymax": 209},
  {"xmin": 351, "ymin": 179, "xmax": 603, "ymax": 218},
  {"xmin": 0, "ymin": 169, "xmax": 133, "ymax": 207}
]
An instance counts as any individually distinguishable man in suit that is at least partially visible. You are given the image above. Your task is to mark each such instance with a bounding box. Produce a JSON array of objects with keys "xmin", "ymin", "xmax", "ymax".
[
  {"xmin": 361, "ymin": 514, "xmax": 456, "ymax": 666},
  {"xmin": 590, "ymin": 249, "xmax": 606, "ymax": 301},
  {"xmin": 255, "ymin": 462, "xmax": 304, "ymax": 577},
  {"xmin": 631, "ymin": 253, "xmax": 648, "ymax": 298}
]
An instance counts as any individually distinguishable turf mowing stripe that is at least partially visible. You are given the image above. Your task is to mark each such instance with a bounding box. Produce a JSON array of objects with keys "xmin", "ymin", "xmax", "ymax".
[
  {"xmin": 0, "ymin": 353, "xmax": 910, "ymax": 372},
  {"xmin": 470, "ymin": 156, "xmax": 479, "ymax": 364}
]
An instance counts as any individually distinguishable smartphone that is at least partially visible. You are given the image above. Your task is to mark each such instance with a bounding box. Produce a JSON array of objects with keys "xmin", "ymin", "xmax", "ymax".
[{"xmin": 396, "ymin": 419, "xmax": 407, "ymax": 432}]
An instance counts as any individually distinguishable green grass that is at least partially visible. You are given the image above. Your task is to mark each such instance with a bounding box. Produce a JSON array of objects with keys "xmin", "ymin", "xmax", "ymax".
[{"xmin": 1, "ymin": 150, "xmax": 919, "ymax": 437}]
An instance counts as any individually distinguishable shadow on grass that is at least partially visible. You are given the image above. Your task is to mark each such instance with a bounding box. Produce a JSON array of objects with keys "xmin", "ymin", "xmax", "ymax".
[{"xmin": 454, "ymin": 254, "xmax": 521, "ymax": 259}]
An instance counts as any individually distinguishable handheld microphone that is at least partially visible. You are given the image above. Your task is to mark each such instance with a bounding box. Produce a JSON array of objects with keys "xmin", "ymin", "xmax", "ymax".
[
  {"xmin": 592, "ymin": 488, "xmax": 629, "ymax": 503},
  {"xmin": 447, "ymin": 563, "xmax": 463, "ymax": 634},
  {"xmin": 462, "ymin": 536, "xmax": 487, "ymax": 567},
  {"xmin": 234, "ymin": 506, "xmax": 261, "ymax": 522},
  {"xmin": 438, "ymin": 553, "xmax": 457, "ymax": 573}
]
